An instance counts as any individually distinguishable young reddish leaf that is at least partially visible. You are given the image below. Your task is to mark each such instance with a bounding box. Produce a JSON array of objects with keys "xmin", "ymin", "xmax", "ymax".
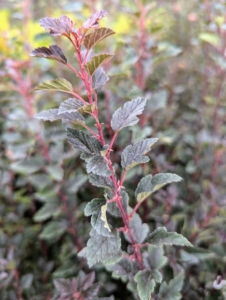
[
  {"xmin": 85, "ymin": 54, "xmax": 113, "ymax": 76},
  {"xmin": 84, "ymin": 27, "xmax": 115, "ymax": 49},
  {"xmin": 30, "ymin": 45, "xmax": 67, "ymax": 64},
  {"xmin": 82, "ymin": 10, "xmax": 107, "ymax": 29},
  {"xmin": 39, "ymin": 15, "xmax": 76, "ymax": 36},
  {"xmin": 111, "ymin": 97, "xmax": 146, "ymax": 132},
  {"xmin": 33, "ymin": 78, "xmax": 73, "ymax": 93}
]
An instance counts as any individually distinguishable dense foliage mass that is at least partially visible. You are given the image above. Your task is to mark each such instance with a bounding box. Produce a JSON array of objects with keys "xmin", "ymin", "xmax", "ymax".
[{"xmin": 0, "ymin": 1, "xmax": 226, "ymax": 299}]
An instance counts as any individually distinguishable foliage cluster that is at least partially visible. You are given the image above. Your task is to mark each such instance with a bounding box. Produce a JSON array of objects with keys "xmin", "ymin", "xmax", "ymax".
[{"xmin": 0, "ymin": 1, "xmax": 226, "ymax": 300}]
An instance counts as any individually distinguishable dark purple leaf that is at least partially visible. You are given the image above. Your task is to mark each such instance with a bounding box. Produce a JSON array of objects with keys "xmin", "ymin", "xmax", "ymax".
[
  {"xmin": 39, "ymin": 15, "xmax": 76, "ymax": 36},
  {"xmin": 82, "ymin": 10, "xmax": 107, "ymax": 29},
  {"xmin": 30, "ymin": 45, "xmax": 67, "ymax": 64}
]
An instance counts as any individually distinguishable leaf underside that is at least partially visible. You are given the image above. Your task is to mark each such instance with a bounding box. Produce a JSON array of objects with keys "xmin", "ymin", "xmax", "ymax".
[{"xmin": 30, "ymin": 45, "xmax": 67, "ymax": 64}]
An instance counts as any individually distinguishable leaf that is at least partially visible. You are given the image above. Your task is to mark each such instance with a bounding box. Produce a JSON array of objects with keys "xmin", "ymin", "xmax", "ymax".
[
  {"xmin": 67, "ymin": 128, "xmax": 103, "ymax": 154},
  {"xmin": 124, "ymin": 213, "xmax": 149, "ymax": 244},
  {"xmin": 111, "ymin": 98, "xmax": 146, "ymax": 132},
  {"xmin": 39, "ymin": 221, "xmax": 67, "ymax": 241},
  {"xmin": 46, "ymin": 164, "xmax": 64, "ymax": 181},
  {"xmin": 92, "ymin": 67, "xmax": 109, "ymax": 90},
  {"xmin": 135, "ymin": 173, "xmax": 182, "ymax": 203},
  {"xmin": 134, "ymin": 270, "xmax": 155, "ymax": 300},
  {"xmin": 10, "ymin": 157, "xmax": 43, "ymax": 174},
  {"xmin": 199, "ymin": 32, "xmax": 219, "ymax": 46},
  {"xmin": 30, "ymin": 45, "xmax": 67, "ymax": 64},
  {"xmin": 39, "ymin": 15, "xmax": 76, "ymax": 36},
  {"xmin": 78, "ymin": 103, "xmax": 96, "ymax": 114},
  {"xmin": 84, "ymin": 27, "xmax": 115, "ymax": 49},
  {"xmin": 143, "ymin": 245, "xmax": 167, "ymax": 270},
  {"xmin": 84, "ymin": 198, "xmax": 111, "ymax": 237},
  {"xmin": 89, "ymin": 174, "xmax": 114, "ymax": 189},
  {"xmin": 84, "ymin": 198, "xmax": 106, "ymax": 216},
  {"xmin": 146, "ymin": 227, "xmax": 193, "ymax": 247},
  {"xmin": 21, "ymin": 274, "xmax": 34, "ymax": 289},
  {"xmin": 58, "ymin": 98, "xmax": 84, "ymax": 113},
  {"xmin": 121, "ymin": 138, "xmax": 158, "ymax": 170},
  {"xmin": 33, "ymin": 78, "xmax": 73, "ymax": 93},
  {"xmin": 54, "ymin": 278, "xmax": 72, "ymax": 293},
  {"xmin": 78, "ymin": 229, "xmax": 122, "ymax": 267},
  {"xmin": 33, "ymin": 203, "xmax": 59, "ymax": 222},
  {"xmin": 158, "ymin": 272, "xmax": 185, "ymax": 300},
  {"xmin": 82, "ymin": 10, "xmax": 107, "ymax": 29},
  {"xmin": 85, "ymin": 54, "xmax": 113, "ymax": 76},
  {"xmin": 86, "ymin": 155, "xmax": 111, "ymax": 176},
  {"xmin": 106, "ymin": 257, "xmax": 137, "ymax": 282},
  {"xmin": 101, "ymin": 204, "xmax": 111, "ymax": 232},
  {"xmin": 34, "ymin": 108, "xmax": 85, "ymax": 124},
  {"xmin": 107, "ymin": 191, "xmax": 129, "ymax": 217}
]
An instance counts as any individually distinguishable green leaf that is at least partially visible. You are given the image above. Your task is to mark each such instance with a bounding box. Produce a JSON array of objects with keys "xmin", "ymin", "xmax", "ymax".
[
  {"xmin": 46, "ymin": 164, "xmax": 64, "ymax": 181},
  {"xmin": 84, "ymin": 27, "xmax": 115, "ymax": 49},
  {"xmin": 199, "ymin": 32, "xmax": 219, "ymax": 46},
  {"xmin": 111, "ymin": 98, "xmax": 146, "ymax": 132},
  {"xmin": 10, "ymin": 157, "xmax": 44, "ymax": 174},
  {"xmin": 107, "ymin": 191, "xmax": 129, "ymax": 217},
  {"xmin": 33, "ymin": 203, "xmax": 59, "ymax": 222},
  {"xmin": 34, "ymin": 78, "xmax": 73, "ymax": 93},
  {"xmin": 143, "ymin": 245, "xmax": 167, "ymax": 270},
  {"xmin": 89, "ymin": 174, "xmax": 114, "ymax": 189},
  {"xmin": 134, "ymin": 270, "xmax": 155, "ymax": 300},
  {"xmin": 135, "ymin": 173, "xmax": 182, "ymax": 203},
  {"xmin": 86, "ymin": 155, "xmax": 111, "ymax": 176},
  {"xmin": 121, "ymin": 138, "xmax": 158, "ymax": 170},
  {"xmin": 39, "ymin": 221, "xmax": 67, "ymax": 242},
  {"xmin": 158, "ymin": 272, "xmax": 185, "ymax": 300},
  {"xmin": 21, "ymin": 274, "xmax": 34, "ymax": 289},
  {"xmin": 85, "ymin": 198, "xmax": 106, "ymax": 216},
  {"xmin": 106, "ymin": 257, "xmax": 137, "ymax": 282},
  {"xmin": 67, "ymin": 128, "xmax": 102, "ymax": 154},
  {"xmin": 85, "ymin": 54, "xmax": 113, "ymax": 76},
  {"xmin": 78, "ymin": 229, "xmax": 122, "ymax": 267},
  {"xmin": 78, "ymin": 103, "xmax": 96, "ymax": 114},
  {"xmin": 146, "ymin": 227, "xmax": 193, "ymax": 247},
  {"xmin": 84, "ymin": 198, "xmax": 111, "ymax": 236},
  {"xmin": 124, "ymin": 213, "xmax": 149, "ymax": 244}
]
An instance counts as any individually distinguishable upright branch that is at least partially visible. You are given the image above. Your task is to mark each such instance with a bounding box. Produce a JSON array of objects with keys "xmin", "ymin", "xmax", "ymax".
[{"xmin": 31, "ymin": 10, "xmax": 193, "ymax": 299}]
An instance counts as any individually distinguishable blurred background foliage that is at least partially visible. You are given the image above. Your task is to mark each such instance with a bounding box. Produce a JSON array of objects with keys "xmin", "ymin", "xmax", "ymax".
[{"xmin": 0, "ymin": 0, "xmax": 226, "ymax": 299}]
